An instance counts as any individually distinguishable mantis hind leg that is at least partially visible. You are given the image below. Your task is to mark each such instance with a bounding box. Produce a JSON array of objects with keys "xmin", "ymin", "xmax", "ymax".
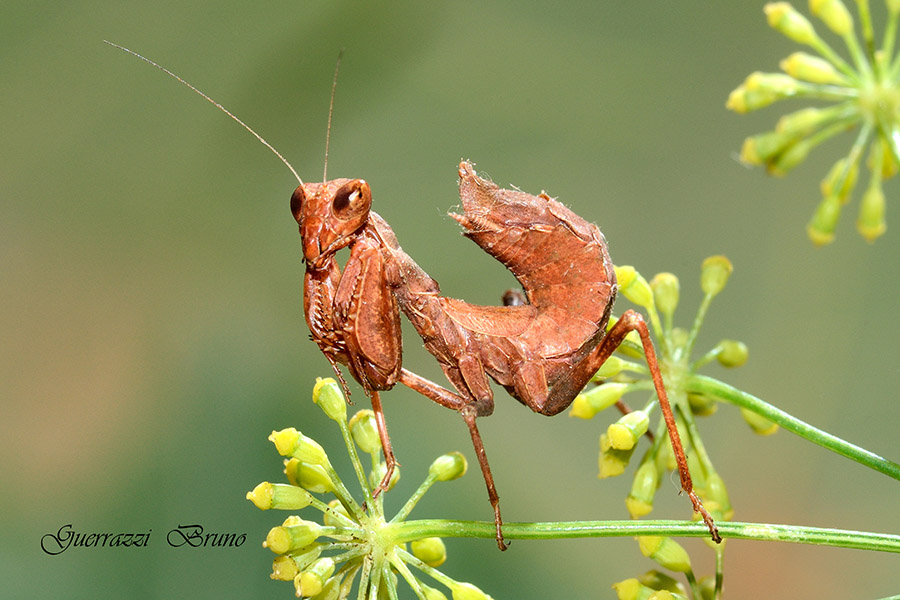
[
  {"xmin": 578, "ymin": 310, "xmax": 721, "ymax": 542},
  {"xmin": 398, "ymin": 369, "xmax": 509, "ymax": 550}
]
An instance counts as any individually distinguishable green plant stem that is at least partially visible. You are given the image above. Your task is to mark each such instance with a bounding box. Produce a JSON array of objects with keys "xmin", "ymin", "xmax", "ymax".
[
  {"xmin": 714, "ymin": 543, "xmax": 724, "ymax": 599},
  {"xmin": 855, "ymin": 0, "xmax": 876, "ymax": 66},
  {"xmin": 686, "ymin": 374, "xmax": 900, "ymax": 481},
  {"xmin": 388, "ymin": 554, "xmax": 428, "ymax": 600},
  {"xmin": 685, "ymin": 570, "xmax": 702, "ymax": 599},
  {"xmin": 338, "ymin": 421, "xmax": 374, "ymax": 508},
  {"xmin": 684, "ymin": 292, "xmax": 713, "ymax": 360},
  {"xmin": 679, "ymin": 404, "xmax": 715, "ymax": 479},
  {"xmin": 391, "ymin": 474, "xmax": 438, "ymax": 524},
  {"xmin": 390, "ymin": 520, "xmax": 900, "ymax": 553},
  {"xmin": 886, "ymin": 8, "xmax": 900, "ymax": 69}
]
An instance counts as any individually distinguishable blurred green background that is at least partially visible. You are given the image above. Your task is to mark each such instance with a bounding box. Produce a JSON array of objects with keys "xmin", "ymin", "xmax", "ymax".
[{"xmin": 4, "ymin": 1, "xmax": 899, "ymax": 598}]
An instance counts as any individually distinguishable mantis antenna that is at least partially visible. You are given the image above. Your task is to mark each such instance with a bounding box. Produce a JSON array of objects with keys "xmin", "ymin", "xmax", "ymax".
[
  {"xmin": 104, "ymin": 40, "xmax": 304, "ymax": 185},
  {"xmin": 322, "ymin": 49, "xmax": 344, "ymax": 182}
]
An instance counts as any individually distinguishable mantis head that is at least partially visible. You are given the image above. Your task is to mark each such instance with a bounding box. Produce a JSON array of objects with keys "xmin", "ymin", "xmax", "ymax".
[{"xmin": 291, "ymin": 178, "xmax": 373, "ymax": 269}]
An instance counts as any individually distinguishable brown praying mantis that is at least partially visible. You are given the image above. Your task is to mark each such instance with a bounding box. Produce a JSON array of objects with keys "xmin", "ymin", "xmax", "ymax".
[{"xmin": 107, "ymin": 42, "xmax": 720, "ymax": 551}]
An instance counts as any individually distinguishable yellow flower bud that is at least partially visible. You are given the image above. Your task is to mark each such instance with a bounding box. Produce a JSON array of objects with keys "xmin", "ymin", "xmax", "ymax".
[
  {"xmin": 592, "ymin": 355, "xmax": 627, "ymax": 380},
  {"xmin": 611, "ymin": 578, "xmax": 643, "ymax": 600},
  {"xmin": 638, "ymin": 570, "xmax": 687, "ymax": 595},
  {"xmin": 247, "ymin": 482, "xmax": 314, "ymax": 511},
  {"xmin": 570, "ymin": 382, "xmax": 630, "ymax": 419},
  {"xmin": 698, "ymin": 576, "xmax": 716, "ymax": 600},
  {"xmin": 637, "ymin": 536, "xmax": 692, "ymax": 572},
  {"xmin": 569, "ymin": 394, "xmax": 594, "ymax": 419},
  {"xmin": 269, "ymin": 428, "xmax": 329, "ymax": 466},
  {"xmin": 857, "ymin": 182, "xmax": 886, "ymax": 242},
  {"xmin": 429, "ymin": 451, "xmax": 468, "ymax": 481},
  {"xmin": 688, "ymin": 393, "xmax": 718, "ymax": 417},
  {"xmin": 349, "ymin": 409, "xmax": 381, "ymax": 455},
  {"xmin": 807, "ymin": 194, "xmax": 842, "ymax": 245},
  {"xmin": 264, "ymin": 520, "xmax": 322, "ymax": 554},
  {"xmin": 776, "ymin": 106, "xmax": 830, "ymax": 137},
  {"xmin": 411, "ymin": 537, "xmax": 448, "ymax": 567},
  {"xmin": 270, "ymin": 555, "xmax": 299, "ymax": 581},
  {"xmin": 313, "ymin": 377, "xmax": 347, "ymax": 422},
  {"xmin": 274, "ymin": 545, "xmax": 322, "ymax": 582},
  {"xmin": 740, "ymin": 131, "xmax": 790, "ymax": 164},
  {"xmin": 650, "ymin": 272, "xmax": 679, "ymax": 320},
  {"xmin": 608, "ymin": 410, "xmax": 650, "ymax": 451},
  {"xmin": 599, "ymin": 433, "xmax": 636, "ymax": 479},
  {"xmin": 285, "ymin": 459, "xmax": 335, "ymax": 494},
  {"xmin": 744, "ymin": 71, "xmax": 799, "ymax": 94},
  {"xmin": 809, "ymin": 0, "xmax": 853, "ymax": 35},
  {"xmin": 615, "ymin": 266, "xmax": 654, "ymax": 309},
  {"xmin": 626, "ymin": 461, "xmax": 660, "ymax": 518},
  {"xmin": 820, "ymin": 156, "xmax": 858, "ymax": 203},
  {"xmin": 779, "ymin": 52, "xmax": 844, "ymax": 84},
  {"xmin": 700, "ymin": 256, "xmax": 733, "ymax": 298},
  {"xmin": 612, "ymin": 578, "xmax": 687, "ymax": 600},
  {"xmin": 727, "ymin": 84, "xmax": 783, "ymax": 113},
  {"xmin": 716, "ymin": 339, "xmax": 749, "ymax": 368},
  {"xmin": 615, "ymin": 265, "xmax": 637, "ymax": 289},
  {"xmin": 423, "ymin": 585, "xmax": 449, "ymax": 600},
  {"xmin": 740, "ymin": 407, "xmax": 779, "ymax": 436},
  {"xmin": 451, "ymin": 581, "xmax": 493, "ymax": 600},
  {"xmin": 767, "ymin": 137, "xmax": 813, "ymax": 176},
  {"xmin": 765, "ymin": 3, "xmax": 818, "ymax": 44},
  {"xmin": 295, "ymin": 557, "xmax": 335, "ymax": 597},
  {"xmin": 765, "ymin": 2, "xmax": 818, "ymax": 44},
  {"xmin": 309, "ymin": 575, "xmax": 342, "ymax": 600}
]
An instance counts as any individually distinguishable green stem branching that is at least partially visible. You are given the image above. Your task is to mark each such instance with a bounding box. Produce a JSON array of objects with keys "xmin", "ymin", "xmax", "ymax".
[{"xmin": 686, "ymin": 374, "xmax": 900, "ymax": 481}]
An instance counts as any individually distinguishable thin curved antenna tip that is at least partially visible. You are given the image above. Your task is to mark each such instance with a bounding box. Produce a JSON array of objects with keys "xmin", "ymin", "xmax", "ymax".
[
  {"xmin": 104, "ymin": 40, "xmax": 303, "ymax": 186},
  {"xmin": 322, "ymin": 48, "xmax": 344, "ymax": 182}
]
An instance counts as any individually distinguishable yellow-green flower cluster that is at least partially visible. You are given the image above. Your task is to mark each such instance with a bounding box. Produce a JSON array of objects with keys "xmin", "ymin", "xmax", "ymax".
[
  {"xmin": 728, "ymin": 1, "xmax": 900, "ymax": 244},
  {"xmin": 579, "ymin": 259, "xmax": 792, "ymax": 597},
  {"xmin": 248, "ymin": 377, "xmax": 492, "ymax": 600},
  {"xmin": 572, "ymin": 258, "xmax": 772, "ymax": 525}
]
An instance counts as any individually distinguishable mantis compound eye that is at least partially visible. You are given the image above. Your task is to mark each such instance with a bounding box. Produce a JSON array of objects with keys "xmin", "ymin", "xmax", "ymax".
[
  {"xmin": 332, "ymin": 180, "xmax": 371, "ymax": 221},
  {"xmin": 290, "ymin": 185, "xmax": 306, "ymax": 223}
]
